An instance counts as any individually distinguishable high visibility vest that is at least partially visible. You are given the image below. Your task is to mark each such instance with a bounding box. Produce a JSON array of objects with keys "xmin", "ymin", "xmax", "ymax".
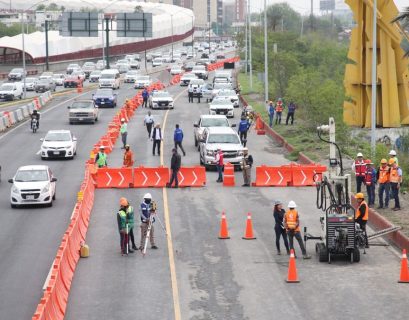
[
  {"xmin": 378, "ymin": 166, "xmax": 390, "ymax": 184},
  {"xmin": 118, "ymin": 209, "xmax": 127, "ymax": 230},
  {"xmin": 390, "ymin": 167, "xmax": 401, "ymax": 183},
  {"xmin": 356, "ymin": 201, "xmax": 368, "ymax": 221},
  {"xmin": 285, "ymin": 209, "xmax": 300, "ymax": 232},
  {"xmin": 126, "ymin": 206, "xmax": 134, "ymax": 228},
  {"xmin": 120, "ymin": 123, "xmax": 127, "ymax": 134},
  {"xmin": 96, "ymin": 152, "xmax": 107, "ymax": 167},
  {"xmin": 123, "ymin": 150, "xmax": 134, "ymax": 167},
  {"xmin": 354, "ymin": 160, "xmax": 366, "ymax": 177},
  {"xmin": 365, "ymin": 168, "xmax": 374, "ymax": 186},
  {"xmin": 275, "ymin": 101, "xmax": 283, "ymax": 112}
]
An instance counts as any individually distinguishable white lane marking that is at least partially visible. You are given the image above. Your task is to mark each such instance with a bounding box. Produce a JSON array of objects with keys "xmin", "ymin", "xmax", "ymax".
[
  {"xmin": 179, "ymin": 171, "xmax": 184, "ymax": 185},
  {"xmin": 42, "ymin": 260, "xmax": 55, "ymax": 290},
  {"xmin": 118, "ymin": 171, "xmax": 124, "ymax": 186},
  {"xmin": 265, "ymin": 170, "xmax": 271, "ymax": 185},
  {"xmin": 106, "ymin": 172, "xmax": 112, "ymax": 186},
  {"xmin": 192, "ymin": 171, "xmax": 197, "ymax": 185},
  {"xmin": 142, "ymin": 171, "xmax": 148, "ymax": 185},
  {"xmin": 278, "ymin": 170, "xmax": 283, "ymax": 185},
  {"xmin": 36, "ymin": 150, "xmax": 41, "ymax": 155}
]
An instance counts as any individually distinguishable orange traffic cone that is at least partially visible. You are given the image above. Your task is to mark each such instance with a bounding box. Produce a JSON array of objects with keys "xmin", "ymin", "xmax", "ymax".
[
  {"xmin": 218, "ymin": 211, "xmax": 230, "ymax": 239},
  {"xmin": 286, "ymin": 249, "xmax": 300, "ymax": 283},
  {"xmin": 242, "ymin": 213, "xmax": 256, "ymax": 240},
  {"xmin": 398, "ymin": 249, "xmax": 409, "ymax": 283}
]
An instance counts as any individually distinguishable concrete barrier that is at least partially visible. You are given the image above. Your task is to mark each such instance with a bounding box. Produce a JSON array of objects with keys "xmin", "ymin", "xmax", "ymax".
[{"xmin": 0, "ymin": 117, "xmax": 6, "ymax": 132}]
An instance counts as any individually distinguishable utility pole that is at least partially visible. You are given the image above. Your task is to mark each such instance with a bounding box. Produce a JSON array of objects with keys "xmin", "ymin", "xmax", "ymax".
[
  {"xmin": 105, "ymin": 17, "xmax": 110, "ymax": 69},
  {"xmin": 370, "ymin": 0, "xmax": 377, "ymax": 155},
  {"xmin": 21, "ymin": 13, "xmax": 26, "ymax": 99},
  {"xmin": 248, "ymin": 0, "xmax": 252, "ymax": 89},
  {"xmin": 244, "ymin": 5, "xmax": 248, "ymax": 75},
  {"xmin": 310, "ymin": 0, "xmax": 314, "ymax": 31},
  {"xmin": 45, "ymin": 20, "xmax": 49, "ymax": 71},
  {"xmin": 264, "ymin": 0, "xmax": 268, "ymax": 102}
]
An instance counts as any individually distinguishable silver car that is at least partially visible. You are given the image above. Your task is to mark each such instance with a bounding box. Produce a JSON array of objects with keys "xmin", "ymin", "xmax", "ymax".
[
  {"xmin": 149, "ymin": 90, "xmax": 174, "ymax": 109},
  {"xmin": 193, "ymin": 115, "xmax": 235, "ymax": 149}
]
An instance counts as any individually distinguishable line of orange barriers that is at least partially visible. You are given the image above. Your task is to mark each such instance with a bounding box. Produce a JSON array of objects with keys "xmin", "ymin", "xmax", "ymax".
[
  {"xmin": 169, "ymin": 73, "xmax": 182, "ymax": 85},
  {"xmin": 252, "ymin": 163, "xmax": 327, "ymax": 187},
  {"xmin": 207, "ymin": 56, "xmax": 240, "ymax": 71}
]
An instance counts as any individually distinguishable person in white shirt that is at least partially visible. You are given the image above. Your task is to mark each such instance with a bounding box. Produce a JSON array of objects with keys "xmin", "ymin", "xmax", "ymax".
[
  {"xmin": 188, "ymin": 84, "xmax": 194, "ymax": 103},
  {"xmin": 150, "ymin": 123, "xmax": 163, "ymax": 156},
  {"xmin": 144, "ymin": 111, "xmax": 154, "ymax": 138}
]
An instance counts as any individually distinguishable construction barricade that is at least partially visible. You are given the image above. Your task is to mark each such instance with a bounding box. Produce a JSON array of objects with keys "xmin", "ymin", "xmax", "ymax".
[
  {"xmin": 253, "ymin": 165, "xmax": 292, "ymax": 187},
  {"xmin": 134, "ymin": 166, "xmax": 169, "ymax": 188},
  {"xmin": 290, "ymin": 163, "xmax": 327, "ymax": 186},
  {"xmin": 95, "ymin": 167, "xmax": 134, "ymax": 188},
  {"xmin": 177, "ymin": 166, "xmax": 206, "ymax": 187}
]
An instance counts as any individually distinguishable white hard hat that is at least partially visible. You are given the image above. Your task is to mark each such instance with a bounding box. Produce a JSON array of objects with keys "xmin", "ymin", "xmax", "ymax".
[
  {"xmin": 243, "ymin": 147, "xmax": 248, "ymax": 151},
  {"xmin": 288, "ymin": 200, "xmax": 297, "ymax": 208},
  {"xmin": 389, "ymin": 150, "xmax": 396, "ymax": 156},
  {"xmin": 143, "ymin": 193, "xmax": 152, "ymax": 199},
  {"xmin": 357, "ymin": 152, "xmax": 363, "ymax": 157},
  {"xmin": 121, "ymin": 118, "xmax": 125, "ymax": 122}
]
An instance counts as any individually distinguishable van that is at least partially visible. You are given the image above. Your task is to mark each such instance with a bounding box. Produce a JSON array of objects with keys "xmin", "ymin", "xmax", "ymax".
[
  {"xmin": 0, "ymin": 82, "xmax": 23, "ymax": 100},
  {"xmin": 99, "ymin": 69, "xmax": 121, "ymax": 90},
  {"xmin": 213, "ymin": 70, "xmax": 232, "ymax": 83}
]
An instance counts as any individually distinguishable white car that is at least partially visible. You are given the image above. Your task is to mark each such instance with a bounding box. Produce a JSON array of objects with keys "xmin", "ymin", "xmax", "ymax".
[
  {"xmin": 40, "ymin": 130, "xmax": 77, "ymax": 160},
  {"xmin": 39, "ymin": 71, "xmax": 54, "ymax": 80},
  {"xmin": 212, "ymin": 82, "xmax": 233, "ymax": 97},
  {"xmin": 72, "ymin": 70, "xmax": 86, "ymax": 82},
  {"xmin": 96, "ymin": 60, "xmax": 106, "ymax": 70},
  {"xmin": 67, "ymin": 64, "xmax": 80, "ymax": 74},
  {"xmin": 124, "ymin": 70, "xmax": 139, "ymax": 83},
  {"xmin": 209, "ymin": 97, "xmax": 234, "ymax": 118},
  {"xmin": 8, "ymin": 165, "xmax": 57, "ymax": 208},
  {"xmin": 53, "ymin": 74, "xmax": 65, "ymax": 86},
  {"xmin": 129, "ymin": 59, "xmax": 140, "ymax": 69},
  {"xmin": 193, "ymin": 114, "xmax": 235, "ymax": 148},
  {"xmin": 134, "ymin": 75, "xmax": 152, "ymax": 89},
  {"xmin": 215, "ymin": 89, "xmax": 239, "ymax": 108},
  {"xmin": 180, "ymin": 73, "xmax": 197, "ymax": 86},
  {"xmin": 170, "ymin": 65, "xmax": 183, "ymax": 75},
  {"xmin": 149, "ymin": 90, "xmax": 174, "ymax": 109},
  {"xmin": 89, "ymin": 70, "xmax": 102, "ymax": 83},
  {"xmin": 152, "ymin": 57, "xmax": 163, "ymax": 67},
  {"xmin": 117, "ymin": 63, "xmax": 130, "ymax": 74},
  {"xmin": 23, "ymin": 77, "xmax": 38, "ymax": 91},
  {"xmin": 192, "ymin": 65, "xmax": 208, "ymax": 80}
]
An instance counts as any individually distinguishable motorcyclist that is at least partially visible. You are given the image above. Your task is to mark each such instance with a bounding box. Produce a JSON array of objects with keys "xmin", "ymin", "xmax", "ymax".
[{"xmin": 31, "ymin": 110, "xmax": 40, "ymax": 129}]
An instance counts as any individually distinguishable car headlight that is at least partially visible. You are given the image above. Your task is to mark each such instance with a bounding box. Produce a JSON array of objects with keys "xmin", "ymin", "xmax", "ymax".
[
  {"xmin": 12, "ymin": 186, "xmax": 19, "ymax": 194},
  {"xmin": 65, "ymin": 145, "xmax": 72, "ymax": 149},
  {"xmin": 42, "ymin": 185, "xmax": 50, "ymax": 193},
  {"xmin": 238, "ymin": 151, "xmax": 244, "ymax": 156},
  {"xmin": 42, "ymin": 145, "xmax": 48, "ymax": 150},
  {"xmin": 206, "ymin": 150, "xmax": 215, "ymax": 156}
]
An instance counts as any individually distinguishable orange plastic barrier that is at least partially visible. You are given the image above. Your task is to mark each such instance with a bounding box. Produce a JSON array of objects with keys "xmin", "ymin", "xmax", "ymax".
[
  {"xmin": 95, "ymin": 167, "xmax": 134, "ymax": 188},
  {"xmin": 253, "ymin": 165, "xmax": 292, "ymax": 187},
  {"xmin": 223, "ymin": 163, "xmax": 235, "ymax": 186},
  {"xmin": 177, "ymin": 166, "xmax": 206, "ymax": 187},
  {"xmin": 290, "ymin": 163, "xmax": 327, "ymax": 186},
  {"xmin": 134, "ymin": 166, "xmax": 169, "ymax": 188}
]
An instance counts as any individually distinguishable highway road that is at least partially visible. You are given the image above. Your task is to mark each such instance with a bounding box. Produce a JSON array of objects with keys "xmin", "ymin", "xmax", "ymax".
[{"xmin": 63, "ymin": 72, "xmax": 409, "ymax": 320}]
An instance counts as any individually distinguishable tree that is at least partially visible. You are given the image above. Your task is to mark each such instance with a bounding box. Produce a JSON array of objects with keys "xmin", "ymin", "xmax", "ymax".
[
  {"xmin": 46, "ymin": 3, "xmax": 59, "ymax": 11},
  {"xmin": 392, "ymin": 7, "xmax": 409, "ymax": 57},
  {"xmin": 266, "ymin": 3, "xmax": 301, "ymax": 33},
  {"xmin": 36, "ymin": 4, "xmax": 46, "ymax": 11},
  {"xmin": 134, "ymin": 6, "xmax": 143, "ymax": 13}
]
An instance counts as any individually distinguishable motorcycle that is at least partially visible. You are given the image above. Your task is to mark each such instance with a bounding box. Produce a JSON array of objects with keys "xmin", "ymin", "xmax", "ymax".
[{"xmin": 31, "ymin": 118, "xmax": 38, "ymax": 133}]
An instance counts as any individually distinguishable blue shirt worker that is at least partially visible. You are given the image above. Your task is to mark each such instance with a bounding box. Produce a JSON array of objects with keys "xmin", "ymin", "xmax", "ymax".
[
  {"xmin": 286, "ymin": 102, "xmax": 296, "ymax": 125},
  {"xmin": 268, "ymin": 101, "xmax": 275, "ymax": 127},
  {"xmin": 174, "ymin": 124, "xmax": 186, "ymax": 156},
  {"xmin": 238, "ymin": 116, "xmax": 250, "ymax": 147},
  {"xmin": 142, "ymin": 87, "xmax": 149, "ymax": 108},
  {"xmin": 140, "ymin": 193, "xmax": 158, "ymax": 250},
  {"xmin": 364, "ymin": 160, "xmax": 377, "ymax": 207}
]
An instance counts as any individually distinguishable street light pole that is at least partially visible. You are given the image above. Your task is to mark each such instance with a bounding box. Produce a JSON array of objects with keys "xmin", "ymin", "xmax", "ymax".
[
  {"xmin": 244, "ymin": 8, "xmax": 248, "ymax": 75},
  {"xmin": 248, "ymin": 0, "xmax": 253, "ymax": 89},
  {"xmin": 264, "ymin": 0, "xmax": 268, "ymax": 102},
  {"xmin": 171, "ymin": 14, "xmax": 174, "ymax": 62},
  {"xmin": 21, "ymin": 13, "xmax": 27, "ymax": 98},
  {"xmin": 370, "ymin": 0, "xmax": 377, "ymax": 155}
]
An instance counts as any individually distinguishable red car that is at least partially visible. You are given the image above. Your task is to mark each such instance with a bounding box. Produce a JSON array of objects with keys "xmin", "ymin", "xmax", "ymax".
[{"xmin": 64, "ymin": 76, "xmax": 83, "ymax": 88}]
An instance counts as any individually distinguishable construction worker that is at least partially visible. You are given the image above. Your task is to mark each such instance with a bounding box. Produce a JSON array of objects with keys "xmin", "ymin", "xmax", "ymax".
[
  {"xmin": 364, "ymin": 160, "xmax": 376, "ymax": 207},
  {"xmin": 351, "ymin": 152, "xmax": 366, "ymax": 193},
  {"xmin": 117, "ymin": 198, "xmax": 133, "ymax": 255},
  {"xmin": 238, "ymin": 115, "xmax": 250, "ymax": 147},
  {"xmin": 167, "ymin": 148, "xmax": 181, "ymax": 188},
  {"xmin": 275, "ymin": 98, "xmax": 284, "ymax": 125},
  {"xmin": 144, "ymin": 111, "xmax": 154, "ymax": 138},
  {"xmin": 188, "ymin": 84, "xmax": 194, "ymax": 103},
  {"xmin": 286, "ymin": 101, "xmax": 296, "ymax": 125},
  {"xmin": 123, "ymin": 144, "xmax": 134, "ymax": 167},
  {"xmin": 389, "ymin": 150, "xmax": 399, "ymax": 165},
  {"xmin": 142, "ymin": 87, "xmax": 149, "ymax": 108},
  {"xmin": 95, "ymin": 146, "xmax": 108, "ymax": 168},
  {"xmin": 215, "ymin": 148, "xmax": 224, "ymax": 183},
  {"xmin": 377, "ymin": 158, "xmax": 390, "ymax": 209},
  {"xmin": 284, "ymin": 201, "xmax": 311, "ymax": 259},
  {"xmin": 355, "ymin": 193, "xmax": 369, "ymax": 247},
  {"xmin": 151, "ymin": 123, "xmax": 163, "ymax": 156},
  {"xmin": 273, "ymin": 200, "xmax": 290, "ymax": 255},
  {"xmin": 174, "ymin": 124, "xmax": 186, "ymax": 156},
  {"xmin": 120, "ymin": 118, "xmax": 128, "ymax": 149},
  {"xmin": 140, "ymin": 193, "xmax": 158, "ymax": 250},
  {"xmin": 389, "ymin": 159, "xmax": 402, "ymax": 211},
  {"xmin": 268, "ymin": 101, "xmax": 275, "ymax": 127},
  {"xmin": 241, "ymin": 147, "xmax": 253, "ymax": 187}
]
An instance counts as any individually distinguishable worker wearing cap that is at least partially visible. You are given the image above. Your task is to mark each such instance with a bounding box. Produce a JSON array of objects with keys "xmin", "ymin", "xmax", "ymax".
[
  {"xmin": 95, "ymin": 146, "xmax": 108, "ymax": 168},
  {"xmin": 215, "ymin": 148, "xmax": 224, "ymax": 183},
  {"xmin": 123, "ymin": 145, "xmax": 134, "ymax": 167},
  {"xmin": 275, "ymin": 98, "xmax": 284, "ymax": 125},
  {"xmin": 389, "ymin": 150, "xmax": 399, "ymax": 166},
  {"xmin": 352, "ymin": 153, "xmax": 366, "ymax": 193},
  {"xmin": 284, "ymin": 201, "xmax": 311, "ymax": 259},
  {"xmin": 364, "ymin": 160, "xmax": 376, "ymax": 207},
  {"xmin": 120, "ymin": 118, "xmax": 128, "ymax": 149},
  {"xmin": 142, "ymin": 87, "xmax": 149, "ymax": 108},
  {"xmin": 117, "ymin": 198, "xmax": 133, "ymax": 255},
  {"xmin": 140, "ymin": 193, "xmax": 158, "ymax": 250},
  {"xmin": 241, "ymin": 147, "xmax": 253, "ymax": 187},
  {"xmin": 268, "ymin": 100, "xmax": 275, "ymax": 127},
  {"xmin": 377, "ymin": 159, "xmax": 390, "ymax": 209},
  {"xmin": 273, "ymin": 200, "xmax": 290, "ymax": 255},
  {"xmin": 355, "ymin": 193, "xmax": 369, "ymax": 247},
  {"xmin": 238, "ymin": 115, "xmax": 250, "ymax": 147},
  {"xmin": 389, "ymin": 159, "xmax": 402, "ymax": 211}
]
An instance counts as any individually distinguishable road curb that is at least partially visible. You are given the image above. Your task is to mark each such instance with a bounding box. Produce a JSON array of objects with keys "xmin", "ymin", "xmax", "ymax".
[{"xmin": 240, "ymin": 93, "xmax": 409, "ymax": 251}]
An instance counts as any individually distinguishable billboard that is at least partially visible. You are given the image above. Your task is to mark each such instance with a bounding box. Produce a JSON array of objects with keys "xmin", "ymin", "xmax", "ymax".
[
  {"xmin": 60, "ymin": 12, "xmax": 99, "ymax": 37},
  {"xmin": 116, "ymin": 13, "xmax": 153, "ymax": 38},
  {"xmin": 320, "ymin": 0, "xmax": 335, "ymax": 11}
]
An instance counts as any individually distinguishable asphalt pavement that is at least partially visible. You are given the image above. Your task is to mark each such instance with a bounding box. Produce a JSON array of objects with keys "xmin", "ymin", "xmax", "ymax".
[{"xmin": 65, "ymin": 70, "xmax": 409, "ymax": 320}]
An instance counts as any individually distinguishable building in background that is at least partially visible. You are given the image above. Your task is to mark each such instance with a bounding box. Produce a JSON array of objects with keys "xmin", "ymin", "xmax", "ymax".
[{"xmin": 235, "ymin": 0, "xmax": 245, "ymax": 23}]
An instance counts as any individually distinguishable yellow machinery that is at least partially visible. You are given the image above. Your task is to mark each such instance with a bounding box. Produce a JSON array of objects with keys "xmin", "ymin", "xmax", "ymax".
[{"xmin": 344, "ymin": 0, "xmax": 409, "ymax": 128}]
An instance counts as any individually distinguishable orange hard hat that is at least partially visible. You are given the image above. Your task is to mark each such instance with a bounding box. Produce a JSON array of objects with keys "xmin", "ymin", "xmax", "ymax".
[
  {"xmin": 380, "ymin": 158, "xmax": 387, "ymax": 164},
  {"xmin": 388, "ymin": 158, "xmax": 395, "ymax": 165},
  {"xmin": 119, "ymin": 197, "xmax": 128, "ymax": 206}
]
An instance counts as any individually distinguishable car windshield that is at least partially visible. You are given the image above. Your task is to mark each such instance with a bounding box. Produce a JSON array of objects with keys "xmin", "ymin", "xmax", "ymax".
[
  {"xmin": 42, "ymin": 72, "xmax": 53, "ymax": 77},
  {"xmin": 153, "ymin": 92, "xmax": 170, "ymax": 98},
  {"xmin": 171, "ymin": 65, "xmax": 181, "ymax": 70},
  {"xmin": 100, "ymin": 74, "xmax": 115, "ymax": 79},
  {"xmin": 218, "ymin": 90, "xmax": 236, "ymax": 97},
  {"xmin": 37, "ymin": 79, "xmax": 50, "ymax": 84},
  {"xmin": 53, "ymin": 74, "xmax": 64, "ymax": 79},
  {"xmin": 214, "ymin": 83, "xmax": 232, "ymax": 90},
  {"xmin": 184, "ymin": 74, "xmax": 196, "ymax": 78},
  {"xmin": 95, "ymin": 89, "xmax": 113, "ymax": 97},
  {"xmin": 137, "ymin": 76, "xmax": 149, "ymax": 81},
  {"xmin": 26, "ymin": 78, "xmax": 36, "ymax": 83},
  {"xmin": 193, "ymin": 66, "xmax": 205, "ymax": 71},
  {"xmin": 11, "ymin": 68, "xmax": 23, "ymax": 73},
  {"xmin": 15, "ymin": 169, "xmax": 48, "ymax": 182},
  {"xmin": 72, "ymin": 101, "xmax": 93, "ymax": 109},
  {"xmin": 126, "ymin": 71, "xmax": 138, "ymax": 75},
  {"xmin": 45, "ymin": 132, "xmax": 71, "ymax": 141},
  {"xmin": 90, "ymin": 71, "xmax": 101, "ymax": 75},
  {"xmin": 84, "ymin": 62, "xmax": 94, "ymax": 66},
  {"xmin": 211, "ymin": 99, "xmax": 231, "ymax": 105},
  {"xmin": 72, "ymin": 72, "xmax": 83, "ymax": 76},
  {"xmin": 201, "ymin": 118, "xmax": 229, "ymax": 127},
  {"xmin": 1, "ymin": 84, "xmax": 14, "ymax": 90},
  {"xmin": 190, "ymin": 80, "xmax": 204, "ymax": 85},
  {"xmin": 208, "ymin": 133, "xmax": 240, "ymax": 144},
  {"xmin": 68, "ymin": 64, "xmax": 79, "ymax": 68}
]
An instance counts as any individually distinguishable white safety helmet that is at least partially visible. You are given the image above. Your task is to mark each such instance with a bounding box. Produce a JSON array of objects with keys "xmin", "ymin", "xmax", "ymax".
[
  {"xmin": 288, "ymin": 200, "xmax": 297, "ymax": 208},
  {"xmin": 121, "ymin": 118, "xmax": 125, "ymax": 122},
  {"xmin": 143, "ymin": 193, "xmax": 152, "ymax": 200},
  {"xmin": 389, "ymin": 150, "xmax": 397, "ymax": 156},
  {"xmin": 357, "ymin": 152, "xmax": 363, "ymax": 157}
]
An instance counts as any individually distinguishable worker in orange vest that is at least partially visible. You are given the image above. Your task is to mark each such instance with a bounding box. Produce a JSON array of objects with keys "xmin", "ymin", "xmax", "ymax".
[
  {"xmin": 275, "ymin": 98, "xmax": 284, "ymax": 125},
  {"xmin": 355, "ymin": 193, "xmax": 369, "ymax": 248},
  {"xmin": 389, "ymin": 159, "xmax": 402, "ymax": 211},
  {"xmin": 376, "ymin": 158, "xmax": 390, "ymax": 209},
  {"xmin": 364, "ymin": 159, "xmax": 376, "ymax": 207},
  {"xmin": 122, "ymin": 145, "xmax": 134, "ymax": 167},
  {"xmin": 351, "ymin": 152, "xmax": 366, "ymax": 193},
  {"xmin": 284, "ymin": 201, "xmax": 310, "ymax": 259}
]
